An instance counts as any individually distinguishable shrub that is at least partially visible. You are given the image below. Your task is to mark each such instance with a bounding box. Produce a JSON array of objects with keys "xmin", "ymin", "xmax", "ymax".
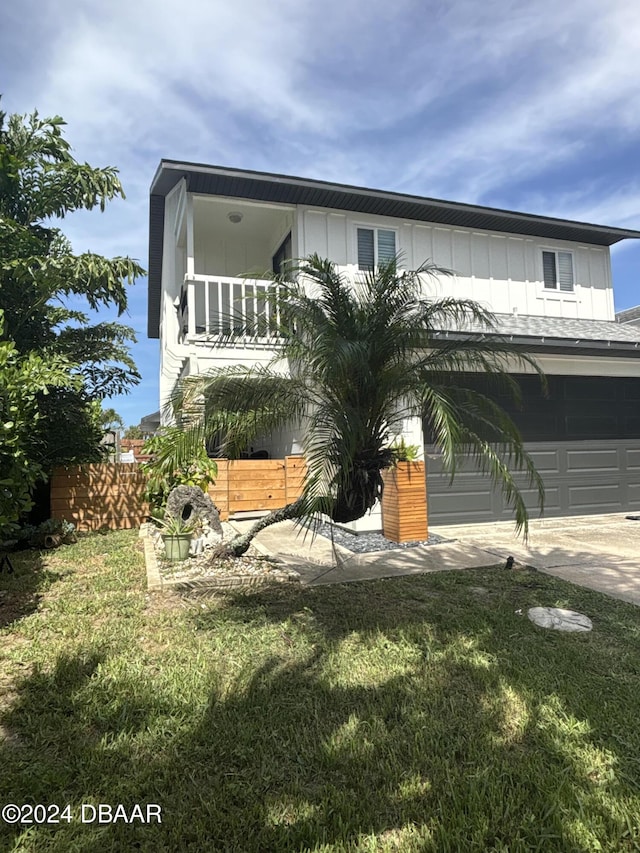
[{"xmin": 141, "ymin": 427, "xmax": 218, "ymax": 510}]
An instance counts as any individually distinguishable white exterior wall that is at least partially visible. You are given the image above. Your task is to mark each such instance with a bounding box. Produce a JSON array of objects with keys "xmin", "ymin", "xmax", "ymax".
[
  {"xmin": 158, "ymin": 192, "xmax": 294, "ymax": 422},
  {"xmin": 194, "ymin": 229, "xmax": 272, "ymax": 278},
  {"xmin": 296, "ymin": 207, "xmax": 614, "ymax": 322},
  {"xmin": 516, "ymin": 353, "xmax": 640, "ymax": 378},
  {"xmin": 159, "ymin": 181, "xmax": 189, "ymax": 420},
  {"xmin": 182, "ymin": 348, "xmax": 303, "ymax": 458},
  {"xmin": 159, "ymin": 193, "xmax": 624, "ymax": 437}
]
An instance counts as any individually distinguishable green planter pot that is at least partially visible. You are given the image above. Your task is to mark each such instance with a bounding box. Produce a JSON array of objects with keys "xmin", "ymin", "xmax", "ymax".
[{"xmin": 162, "ymin": 533, "xmax": 192, "ymax": 561}]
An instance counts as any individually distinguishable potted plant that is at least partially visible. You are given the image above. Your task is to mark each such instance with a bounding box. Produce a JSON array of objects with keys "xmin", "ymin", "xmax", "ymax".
[
  {"xmin": 156, "ymin": 514, "xmax": 195, "ymax": 561},
  {"xmin": 389, "ymin": 437, "xmax": 420, "ymax": 463}
]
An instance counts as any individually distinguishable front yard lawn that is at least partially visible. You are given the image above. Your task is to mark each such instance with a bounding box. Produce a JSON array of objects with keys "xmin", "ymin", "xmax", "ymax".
[{"xmin": 1, "ymin": 531, "xmax": 639, "ymax": 852}]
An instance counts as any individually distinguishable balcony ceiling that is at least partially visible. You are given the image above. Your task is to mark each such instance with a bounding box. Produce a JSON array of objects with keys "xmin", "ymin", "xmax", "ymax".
[{"xmin": 194, "ymin": 196, "xmax": 292, "ymax": 245}]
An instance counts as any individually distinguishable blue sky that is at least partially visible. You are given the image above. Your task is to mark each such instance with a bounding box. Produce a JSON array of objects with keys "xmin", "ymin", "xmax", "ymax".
[{"xmin": 2, "ymin": 0, "xmax": 639, "ymax": 427}]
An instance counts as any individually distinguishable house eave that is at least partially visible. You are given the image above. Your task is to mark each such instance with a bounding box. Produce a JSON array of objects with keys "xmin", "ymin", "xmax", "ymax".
[{"xmin": 432, "ymin": 331, "xmax": 640, "ymax": 358}]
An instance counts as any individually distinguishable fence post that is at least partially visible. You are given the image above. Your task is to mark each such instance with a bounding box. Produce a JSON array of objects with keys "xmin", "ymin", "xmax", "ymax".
[
  {"xmin": 207, "ymin": 459, "xmax": 229, "ymax": 520},
  {"xmin": 285, "ymin": 456, "xmax": 306, "ymax": 504},
  {"xmin": 381, "ymin": 461, "xmax": 428, "ymax": 543}
]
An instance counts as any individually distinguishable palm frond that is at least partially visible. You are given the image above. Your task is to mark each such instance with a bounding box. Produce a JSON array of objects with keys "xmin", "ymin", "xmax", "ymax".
[
  {"xmin": 421, "ymin": 382, "xmax": 545, "ymax": 538},
  {"xmin": 168, "ymin": 254, "xmax": 547, "ymax": 537},
  {"xmin": 169, "ymin": 365, "xmax": 309, "ymax": 458}
]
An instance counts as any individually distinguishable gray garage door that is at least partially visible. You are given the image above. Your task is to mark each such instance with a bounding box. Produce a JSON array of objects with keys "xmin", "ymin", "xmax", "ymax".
[{"xmin": 425, "ymin": 440, "xmax": 640, "ymax": 525}]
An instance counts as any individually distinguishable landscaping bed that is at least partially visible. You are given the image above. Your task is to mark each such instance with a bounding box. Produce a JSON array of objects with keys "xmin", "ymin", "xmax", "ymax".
[
  {"xmin": 143, "ymin": 522, "xmax": 301, "ymax": 593},
  {"xmin": 306, "ymin": 519, "xmax": 450, "ymax": 553}
]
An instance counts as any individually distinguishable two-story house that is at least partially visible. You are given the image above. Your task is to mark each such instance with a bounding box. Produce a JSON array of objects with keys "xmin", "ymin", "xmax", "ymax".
[{"xmin": 148, "ymin": 161, "xmax": 640, "ymax": 527}]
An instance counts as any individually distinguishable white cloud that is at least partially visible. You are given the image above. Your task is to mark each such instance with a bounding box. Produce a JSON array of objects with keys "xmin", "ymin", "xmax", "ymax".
[
  {"xmin": 519, "ymin": 183, "xmax": 640, "ymax": 232},
  {"xmin": 9, "ymin": 0, "xmax": 640, "ymax": 203},
  {"xmin": 4, "ymin": 0, "xmax": 640, "ymax": 418},
  {"xmin": 392, "ymin": 0, "xmax": 640, "ymax": 202}
]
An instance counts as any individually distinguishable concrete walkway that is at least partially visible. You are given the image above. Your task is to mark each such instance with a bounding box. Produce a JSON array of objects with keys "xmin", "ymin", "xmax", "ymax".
[{"xmin": 231, "ymin": 513, "xmax": 640, "ymax": 606}]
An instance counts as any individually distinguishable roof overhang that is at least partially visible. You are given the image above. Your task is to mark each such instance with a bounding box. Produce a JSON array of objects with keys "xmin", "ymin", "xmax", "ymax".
[
  {"xmin": 432, "ymin": 331, "xmax": 640, "ymax": 359},
  {"xmin": 148, "ymin": 161, "xmax": 640, "ymax": 338}
]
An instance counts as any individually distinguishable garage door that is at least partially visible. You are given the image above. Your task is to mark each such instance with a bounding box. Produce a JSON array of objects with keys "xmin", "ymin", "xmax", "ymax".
[{"xmin": 425, "ymin": 440, "xmax": 640, "ymax": 525}]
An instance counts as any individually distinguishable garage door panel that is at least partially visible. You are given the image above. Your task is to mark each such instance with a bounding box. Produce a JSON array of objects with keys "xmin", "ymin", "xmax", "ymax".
[
  {"xmin": 525, "ymin": 450, "xmax": 560, "ymax": 472},
  {"xmin": 522, "ymin": 486, "xmax": 561, "ymax": 512},
  {"xmin": 426, "ymin": 487, "xmax": 497, "ymax": 515},
  {"xmin": 566, "ymin": 449, "xmax": 619, "ymax": 473},
  {"xmin": 426, "ymin": 440, "xmax": 640, "ymax": 525},
  {"xmin": 567, "ymin": 482, "xmax": 622, "ymax": 510},
  {"xmin": 426, "ymin": 456, "xmax": 487, "ymax": 476},
  {"xmin": 624, "ymin": 449, "xmax": 640, "ymax": 470}
]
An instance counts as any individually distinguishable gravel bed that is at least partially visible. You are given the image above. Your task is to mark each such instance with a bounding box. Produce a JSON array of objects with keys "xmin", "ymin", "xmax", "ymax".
[
  {"xmin": 152, "ymin": 522, "xmax": 297, "ymax": 583},
  {"xmin": 306, "ymin": 521, "xmax": 450, "ymax": 553},
  {"xmin": 150, "ymin": 518, "xmax": 451, "ymax": 585},
  {"xmin": 161, "ymin": 553, "xmax": 295, "ymax": 582}
]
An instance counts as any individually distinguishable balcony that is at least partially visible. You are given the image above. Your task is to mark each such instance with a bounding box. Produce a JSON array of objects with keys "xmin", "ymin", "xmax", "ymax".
[{"xmin": 178, "ymin": 274, "xmax": 284, "ymax": 345}]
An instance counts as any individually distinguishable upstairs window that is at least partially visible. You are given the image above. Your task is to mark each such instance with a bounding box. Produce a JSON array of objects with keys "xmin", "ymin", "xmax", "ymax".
[
  {"xmin": 357, "ymin": 227, "xmax": 397, "ymax": 270},
  {"xmin": 542, "ymin": 250, "xmax": 574, "ymax": 292}
]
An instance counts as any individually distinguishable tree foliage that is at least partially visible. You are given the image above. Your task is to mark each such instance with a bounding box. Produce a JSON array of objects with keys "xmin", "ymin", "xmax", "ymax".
[
  {"xmin": 169, "ymin": 255, "xmax": 545, "ymax": 554},
  {"xmin": 0, "ymin": 105, "xmax": 144, "ymax": 529},
  {"xmin": 0, "ymin": 312, "xmax": 74, "ymax": 535},
  {"xmin": 141, "ymin": 427, "xmax": 218, "ymax": 510},
  {"xmin": 123, "ymin": 425, "xmax": 143, "ymax": 440},
  {"xmin": 98, "ymin": 407, "xmax": 125, "ymax": 432}
]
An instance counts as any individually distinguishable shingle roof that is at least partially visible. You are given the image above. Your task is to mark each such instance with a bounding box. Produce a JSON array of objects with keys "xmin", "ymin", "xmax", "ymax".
[
  {"xmin": 434, "ymin": 313, "xmax": 640, "ymax": 356},
  {"xmin": 616, "ymin": 305, "xmax": 640, "ymax": 324}
]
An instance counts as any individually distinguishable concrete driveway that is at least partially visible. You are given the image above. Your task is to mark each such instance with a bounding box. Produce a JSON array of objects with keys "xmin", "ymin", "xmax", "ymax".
[
  {"xmin": 432, "ymin": 513, "xmax": 640, "ymax": 606},
  {"xmin": 234, "ymin": 512, "xmax": 640, "ymax": 605}
]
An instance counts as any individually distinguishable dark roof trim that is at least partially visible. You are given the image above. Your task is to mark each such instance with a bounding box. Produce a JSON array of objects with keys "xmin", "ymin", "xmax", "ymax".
[
  {"xmin": 147, "ymin": 194, "xmax": 165, "ymax": 338},
  {"xmin": 152, "ymin": 160, "xmax": 640, "ymax": 244},
  {"xmin": 148, "ymin": 160, "xmax": 640, "ymax": 338},
  {"xmin": 432, "ymin": 330, "xmax": 640, "ymax": 357}
]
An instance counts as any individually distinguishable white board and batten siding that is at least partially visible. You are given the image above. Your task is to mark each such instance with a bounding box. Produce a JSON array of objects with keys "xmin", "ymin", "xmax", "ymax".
[{"xmin": 297, "ymin": 207, "xmax": 614, "ymax": 323}]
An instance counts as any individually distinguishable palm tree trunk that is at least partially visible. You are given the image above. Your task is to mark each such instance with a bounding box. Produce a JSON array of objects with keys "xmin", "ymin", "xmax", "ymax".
[{"xmin": 216, "ymin": 497, "xmax": 307, "ymax": 557}]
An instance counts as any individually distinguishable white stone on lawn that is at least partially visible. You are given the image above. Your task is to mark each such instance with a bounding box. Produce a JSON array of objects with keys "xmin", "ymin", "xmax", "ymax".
[{"xmin": 527, "ymin": 607, "xmax": 593, "ymax": 632}]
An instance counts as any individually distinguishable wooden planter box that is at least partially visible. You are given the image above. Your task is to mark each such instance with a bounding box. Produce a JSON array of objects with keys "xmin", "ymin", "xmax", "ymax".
[{"xmin": 381, "ymin": 461, "xmax": 428, "ymax": 543}]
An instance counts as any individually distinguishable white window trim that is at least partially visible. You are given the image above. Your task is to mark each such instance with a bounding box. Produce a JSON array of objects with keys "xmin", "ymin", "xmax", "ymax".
[
  {"xmin": 538, "ymin": 247, "xmax": 577, "ymax": 299},
  {"xmin": 353, "ymin": 224, "xmax": 399, "ymax": 270}
]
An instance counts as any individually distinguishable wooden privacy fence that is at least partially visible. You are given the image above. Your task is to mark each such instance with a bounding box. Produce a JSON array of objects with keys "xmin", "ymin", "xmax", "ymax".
[
  {"xmin": 51, "ymin": 456, "xmax": 306, "ymax": 531},
  {"xmin": 208, "ymin": 457, "xmax": 306, "ymax": 520},
  {"xmin": 51, "ymin": 456, "xmax": 426, "ymax": 542},
  {"xmin": 51, "ymin": 464, "xmax": 150, "ymax": 531}
]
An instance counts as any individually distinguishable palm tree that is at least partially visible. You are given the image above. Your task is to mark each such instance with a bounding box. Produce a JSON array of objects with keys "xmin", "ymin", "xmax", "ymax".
[
  {"xmin": 168, "ymin": 255, "xmax": 545, "ymax": 555},
  {"xmin": 99, "ymin": 407, "xmax": 124, "ymax": 432}
]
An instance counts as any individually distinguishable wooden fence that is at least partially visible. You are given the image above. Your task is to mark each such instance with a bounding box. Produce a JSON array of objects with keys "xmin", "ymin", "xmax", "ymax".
[
  {"xmin": 50, "ymin": 456, "xmax": 306, "ymax": 531},
  {"xmin": 50, "ymin": 456, "xmax": 426, "ymax": 542},
  {"xmin": 381, "ymin": 462, "xmax": 428, "ymax": 543},
  {"xmin": 50, "ymin": 464, "xmax": 150, "ymax": 531},
  {"xmin": 208, "ymin": 456, "xmax": 306, "ymax": 520},
  {"xmin": 119, "ymin": 439, "xmax": 152, "ymax": 462}
]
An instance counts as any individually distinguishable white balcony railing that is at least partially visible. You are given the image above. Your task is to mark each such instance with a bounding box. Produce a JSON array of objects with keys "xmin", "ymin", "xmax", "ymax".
[{"xmin": 179, "ymin": 274, "xmax": 283, "ymax": 344}]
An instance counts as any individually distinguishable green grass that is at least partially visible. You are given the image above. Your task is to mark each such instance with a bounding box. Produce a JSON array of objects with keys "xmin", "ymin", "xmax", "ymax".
[{"xmin": 1, "ymin": 531, "xmax": 639, "ymax": 852}]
